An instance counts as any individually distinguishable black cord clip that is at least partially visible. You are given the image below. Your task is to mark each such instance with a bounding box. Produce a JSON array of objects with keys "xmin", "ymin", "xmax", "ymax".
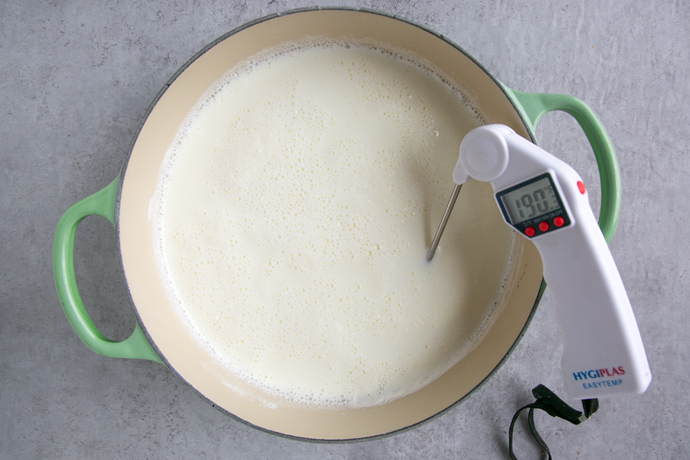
[{"xmin": 509, "ymin": 385, "xmax": 599, "ymax": 459}]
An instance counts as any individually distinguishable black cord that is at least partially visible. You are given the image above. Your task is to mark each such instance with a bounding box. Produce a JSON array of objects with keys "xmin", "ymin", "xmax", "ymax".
[{"xmin": 509, "ymin": 385, "xmax": 599, "ymax": 459}]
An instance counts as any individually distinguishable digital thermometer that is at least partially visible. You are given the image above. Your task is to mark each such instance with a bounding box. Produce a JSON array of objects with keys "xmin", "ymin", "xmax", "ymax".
[{"xmin": 438, "ymin": 124, "xmax": 651, "ymax": 399}]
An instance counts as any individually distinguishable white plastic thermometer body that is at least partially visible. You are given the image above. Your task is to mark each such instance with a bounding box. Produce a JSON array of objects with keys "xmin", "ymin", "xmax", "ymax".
[{"xmin": 454, "ymin": 124, "xmax": 651, "ymax": 399}]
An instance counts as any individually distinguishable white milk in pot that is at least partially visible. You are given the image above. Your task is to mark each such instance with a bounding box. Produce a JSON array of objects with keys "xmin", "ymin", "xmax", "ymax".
[{"xmin": 152, "ymin": 39, "xmax": 515, "ymax": 408}]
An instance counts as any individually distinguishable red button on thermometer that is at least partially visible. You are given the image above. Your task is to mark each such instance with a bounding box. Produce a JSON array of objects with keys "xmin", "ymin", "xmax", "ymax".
[{"xmin": 428, "ymin": 124, "xmax": 651, "ymax": 399}]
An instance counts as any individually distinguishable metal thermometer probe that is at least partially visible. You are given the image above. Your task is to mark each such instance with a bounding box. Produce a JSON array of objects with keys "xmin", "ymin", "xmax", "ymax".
[{"xmin": 428, "ymin": 124, "xmax": 651, "ymax": 399}]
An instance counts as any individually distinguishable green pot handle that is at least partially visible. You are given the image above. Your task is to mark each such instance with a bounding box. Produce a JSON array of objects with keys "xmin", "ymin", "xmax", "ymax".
[
  {"xmin": 53, "ymin": 176, "xmax": 163, "ymax": 364},
  {"xmin": 503, "ymin": 88, "xmax": 620, "ymax": 243}
]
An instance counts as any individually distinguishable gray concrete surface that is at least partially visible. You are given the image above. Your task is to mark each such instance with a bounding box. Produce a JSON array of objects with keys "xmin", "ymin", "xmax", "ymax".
[{"xmin": 1, "ymin": 1, "xmax": 688, "ymax": 458}]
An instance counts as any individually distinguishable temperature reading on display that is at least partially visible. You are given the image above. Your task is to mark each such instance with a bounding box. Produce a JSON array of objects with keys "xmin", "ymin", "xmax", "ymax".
[
  {"xmin": 500, "ymin": 176, "xmax": 562, "ymax": 225},
  {"xmin": 514, "ymin": 188, "xmax": 548, "ymax": 221}
]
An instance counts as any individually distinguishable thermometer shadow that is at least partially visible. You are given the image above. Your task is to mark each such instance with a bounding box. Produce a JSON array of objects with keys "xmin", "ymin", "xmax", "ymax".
[{"xmin": 401, "ymin": 159, "xmax": 436, "ymax": 251}]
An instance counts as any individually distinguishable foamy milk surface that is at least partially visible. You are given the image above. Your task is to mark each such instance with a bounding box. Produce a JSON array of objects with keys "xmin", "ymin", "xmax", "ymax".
[{"xmin": 152, "ymin": 41, "xmax": 514, "ymax": 408}]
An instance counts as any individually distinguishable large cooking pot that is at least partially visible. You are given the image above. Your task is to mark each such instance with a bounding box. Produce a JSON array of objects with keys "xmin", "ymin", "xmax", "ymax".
[{"xmin": 53, "ymin": 8, "xmax": 620, "ymax": 440}]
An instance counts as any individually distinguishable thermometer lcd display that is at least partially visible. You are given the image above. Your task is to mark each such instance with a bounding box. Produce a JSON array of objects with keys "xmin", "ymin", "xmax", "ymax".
[{"xmin": 499, "ymin": 175, "xmax": 562, "ymax": 225}]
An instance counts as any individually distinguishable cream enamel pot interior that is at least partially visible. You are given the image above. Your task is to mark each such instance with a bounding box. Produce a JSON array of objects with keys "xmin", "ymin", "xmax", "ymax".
[{"xmin": 53, "ymin": 8, "xmax": 621, "ymax": 440}]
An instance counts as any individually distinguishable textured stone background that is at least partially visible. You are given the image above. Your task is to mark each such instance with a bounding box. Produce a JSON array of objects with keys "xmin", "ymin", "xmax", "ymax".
[{"xmin": 1, "ymin": 1, "xmax": 688, "ymax": 458}]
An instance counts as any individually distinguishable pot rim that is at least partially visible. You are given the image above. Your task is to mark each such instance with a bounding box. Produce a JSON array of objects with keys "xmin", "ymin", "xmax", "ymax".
[{"xmin": 114, "ymin": 6, "xmax": 543, "ymax": 442}]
